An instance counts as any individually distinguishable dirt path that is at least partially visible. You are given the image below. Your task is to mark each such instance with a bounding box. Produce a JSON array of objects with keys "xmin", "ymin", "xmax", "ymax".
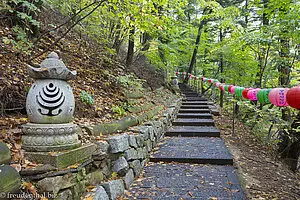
[{"xmin": 214, "ymin": 111, "xmax": 300, "ymax": 199}]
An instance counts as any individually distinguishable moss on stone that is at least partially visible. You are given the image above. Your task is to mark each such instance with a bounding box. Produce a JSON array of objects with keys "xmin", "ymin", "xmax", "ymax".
[
  {"xmin": 0, "ymin": 142, "xmax": 11, "ymax": 164},
  {"xmin": 0, "ymin": 165, "xmax": 21, "ymax": 193}
]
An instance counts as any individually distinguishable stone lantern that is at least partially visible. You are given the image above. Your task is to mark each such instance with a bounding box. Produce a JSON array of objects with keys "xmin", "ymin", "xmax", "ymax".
[
  {"xmin": 170, "ymin": 76, "xmax": 180, "ymax": 94},
  {"xmin": 170, "ymin": 76, "xmax": 178, "ymax": 86},
  {"xmin": 22, "ymin": 52, "xmax": 95, "ymax": 169}
]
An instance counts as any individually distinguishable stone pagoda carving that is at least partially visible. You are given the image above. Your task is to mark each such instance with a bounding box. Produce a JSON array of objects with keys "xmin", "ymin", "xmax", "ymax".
[{"xmin": 22, "ymin": 52, "xmax": 80, "ymax": 152}]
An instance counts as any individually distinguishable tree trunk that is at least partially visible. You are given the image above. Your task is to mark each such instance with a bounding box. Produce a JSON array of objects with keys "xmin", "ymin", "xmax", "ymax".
[
  {"xmin": 219, "ymin": 29, "xmax": 224, "ymax": 108},
  {"xmin": 126, "ymin": 25, "xmax": 135, "ymax": 67},
  {"xmin": 141, "ymin": 32, "xmax": 152, "ymax": 51},
  {"xmin": 184, "ymin": 18, "xmax": 208, "ymax": 83}
]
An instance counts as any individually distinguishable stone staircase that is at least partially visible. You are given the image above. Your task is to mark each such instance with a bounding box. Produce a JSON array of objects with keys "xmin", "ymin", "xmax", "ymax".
[{"xmin": 121, "ymin": 84, "xmax": 245, "ymax": 199}]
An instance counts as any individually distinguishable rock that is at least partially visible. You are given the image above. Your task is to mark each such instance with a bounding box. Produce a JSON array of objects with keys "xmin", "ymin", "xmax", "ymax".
[
  {"xmin": 93, "ymin": 141, "xmax": 109, "ymax": 156},
  {"xmin": 87, "ymin": 170, "xmax": 104, "ymax": 186},
  {"xmin": 93, "ymin": 186, "xmax": 109, "ymax": 200},
  {"xmin": 148, "ymin": 127, "xmax": 155, "ymax": 141},
  {"xmin": 36, "ymin": 173, "xmax": 77, "ymax": 195},
  {"xmin": 124, "ymin": 148, "xmax": 138, "ymax": 161},
  {"xmin": 102, "ymin": 180, "xmax": 124, "ymax": 200},
  {"xmin": 112, "ymin": 157, "xmax": 129, "ymax": 176},
  {"xmin": 122, "ymin": 169, "xmax": 134, "ymax": 189},
  {"xmin": 56, "ymin": 189, "xmax": 73, "ymax": 200},
  {"xmin": 108, "ymin": 134, "xmax": 129, "ymax": 153},
  {"xmin": 0, "ymin": 142, "xmax": 11, "ymax": 164},
  {"xmin": 129, "ymin": 160, "xmax": 141, "ymax": 177},
  {"xmin": 136, "ymin": 148, "xmax": 144, "ymax": 159},
  {"xmin": 143, "ymin": 147, "xmax": 148, "ymax": 158},
  {"xmin": 128, "ymin": 135, "xmax": 137, "ymax": 148},
  {"xmin": 139, "ymin": 126, "xmax": 149, "ymax": 140},
  {"xmin": 146, "ymin": 140, "xmax": 152, "ymax": 153},
  {"xmin": 141, "ymin": 159, "xmax": 147, "ymax": 168},
  {"xmin": 0, "ymin": 165, "xmax": 21, "ymax": 193},
  {"xmin": 135, "ymin": 135, "xmax": 145, "ymax": 147},
  {"xmin": 100, "ymin": 160, "xmax": 112, "ymax": 178}
]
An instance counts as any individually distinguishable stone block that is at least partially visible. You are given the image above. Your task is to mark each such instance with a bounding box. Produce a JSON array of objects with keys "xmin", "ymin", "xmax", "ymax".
[
  {"xmin": 56, "ymin": 189, "xmax": 73, "ymax": 200},
  {"xmin": 124, "ymin": 148, "xmax": 138, "ymax": 161},
  {"xmin": 136, "ymin": 148, "xmax": 144, "ymax": 159},
  {"xmin": 0, "ymin": 165, "xmax": 21, "ymax": 193},
  {"xmin": 102, "ymin": 180, "xmax": 125, "ymax": 200},
  {"xmin": 128, "ymin": 135, "xmax": 137, "ymax": 148},
  {"xmin": 87, "ymin": 170, "xmax": 104, "ymax": 186},
  {"xmin": 93, "ymin": 186, "xmax": 109, "ymax": 200},
  {"xmin": 93, "ymin": 140, "xmax": 109, "ymax": 156},
  {"xmin": 139, "ymin": 126, "xmax": 149, "ymax": 140},
  {"xmin": 148, "ymin": 127, "xmax": 155, "ymax": 141},
  {"xmin": 112, "ymin": 157, "xmax": 129, "ymax": 176},
  {"xmin": 36, "ymin": 173, "xmax": 77, "ymax": 195},
  {"xmin": 146, "ymin": 140, "xmax": 152, "ymax": 153},
  {"xmin": 143, "ymin": 147, "xmax": 148, "ymax": 158},
  {"xmin": 100, "ymin": 160, "xmax": 112, "ymax": 179},
  {"xmin": 0, "ymin": 142, "xmax": 11, "ymax": 164},
  {"xmin": 25, "ymin": 143, "xmax": 96, "ymax": 169},
  {"xmin": 135, "ymin": 135, "xmax": 145, "ymax": 147},
  {"xmin": 129, "ymin": 160, "xmax": 141, "ymax": 178},
  {"xmin": 122, "ymin": 169, "xmax": 134, "ymax": 189},
  {"xmin": 108, "ymin": 134, "xmax": 129, "ymax": 153}
]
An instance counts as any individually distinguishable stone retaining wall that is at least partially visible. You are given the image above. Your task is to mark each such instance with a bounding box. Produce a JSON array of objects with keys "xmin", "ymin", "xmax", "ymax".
[{"xmin": 18, "ymin": 97, "xmax": 181, "ymax": 200}]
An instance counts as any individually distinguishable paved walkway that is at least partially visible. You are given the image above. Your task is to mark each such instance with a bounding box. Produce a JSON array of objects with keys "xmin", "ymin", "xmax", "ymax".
[{"xmin": 121, "ymin": 85, "xmax": 245, "ymax": 199}]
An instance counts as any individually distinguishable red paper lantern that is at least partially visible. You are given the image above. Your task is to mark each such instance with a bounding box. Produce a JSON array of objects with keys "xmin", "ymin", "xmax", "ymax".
[
  {"xmin": 228, "ymin": 85, "xmax": 234, "ymax": 93},
  {"xmin": 242, "ymin": 88, "xmax": 252, "ymax": 99},
  {"xmin": 230, "ymin": 86, "xmax": 237, "ymax": 94},
  {"xmin": 286, "ymin": 87, "xmax": 300, "ymax": 109},
  {"xmin": 220, "ymin": 85, "xmax": 225, "ymax": 91},
  {"xmin": 175, "ymin": 71, "xmax": 180, "ymax": 75},
  {"xmin": 182, "ymin": 72, "xmax": 186, "ymax": 75}
]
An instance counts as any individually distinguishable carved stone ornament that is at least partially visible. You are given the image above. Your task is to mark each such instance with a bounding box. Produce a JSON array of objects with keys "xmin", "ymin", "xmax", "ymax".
[
  {"xmin": 26, "ymin": 79, "xmax": 75, "ymax": 124},
  {"xmin": 28, "ymin": 52, "xmax": 76, "ymax": 80},
  {"xmin": 22, "ymin": 52, "xmax": 80, "ymax": 152},
  {"xmin": 171, "ymin": 76, "xmax": 178, "ymax": 86}
]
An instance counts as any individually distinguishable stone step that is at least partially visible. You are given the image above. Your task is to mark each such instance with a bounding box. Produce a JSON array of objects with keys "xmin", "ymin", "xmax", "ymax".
[
  {"xmin": 172, "ymin": 119, "xmax": 215, "ymax": 126},
  {"xmin": 182, "ymin": 101, "xmax": 208, "ymax": 105},
  {"xmin": 182, "ymin": 92, "xmax": 198, "ymax": 94},
  {"xmin": 177, "ymin": 113, "xmax": 212, "ymax": 119},
  {"xmin": 150, "ymin": 137, "xmax": 233, "ymax": 165},
  {"xmin": 166, "ymin": 126, "xmax": 220, "ymax": 137},
  {"xmin": 184, "ymin": 97, "xmax": 207, "ymax": 101},
  {"xmin": 179, "ymin": 109, "xmax": 211, "ymax": 113},
  {"xmin": 184, "ymin": 94, "xmax": 199, "ymax": 97},
  {"xmin": 120, "ymin": 163, "xmax": 245, "ymax": 199},
  {"xmin": 180, "ymin": 105, "xmax": 209, "ymax": 109}
]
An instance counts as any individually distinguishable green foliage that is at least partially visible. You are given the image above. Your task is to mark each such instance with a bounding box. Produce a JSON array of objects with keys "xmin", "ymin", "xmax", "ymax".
[
  {"xmin": 2, "ymin": 26, "xmax": 33, "ymax": 54},
  {"xmin": 112, "ymin": 105, "xmax": 126, "ymax": 119},
  {"xmin": 80, "ymin": 91, "xmax": 94, "ymax": 105},
  {"xmin": 6, "ymin": 0, "xmax": 42, "ymax": 29},
  {"xmin": 116, "ymin": 75, "xmax": 144, "ymax": 91}
]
